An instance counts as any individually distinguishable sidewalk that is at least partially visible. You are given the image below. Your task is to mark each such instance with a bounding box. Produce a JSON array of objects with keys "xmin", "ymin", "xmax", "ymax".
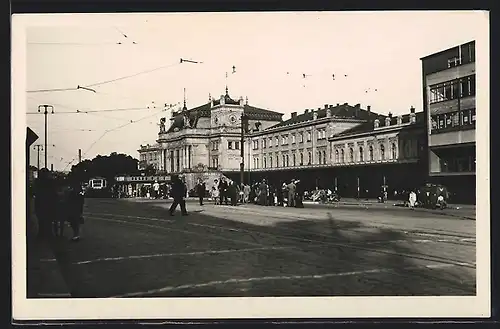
[
  {"xmin": 26, "ymin": 198, "xmax": 71, "ymax": 298},
  {"xmin": 304, "ymin": 198, "xmax": 476, "ymax": 220}
]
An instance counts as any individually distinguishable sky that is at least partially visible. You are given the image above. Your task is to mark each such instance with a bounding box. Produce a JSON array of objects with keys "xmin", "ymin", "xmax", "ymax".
[{"xmin": 23, "ymin": 11, "xmax": 486, "ymax": 171}]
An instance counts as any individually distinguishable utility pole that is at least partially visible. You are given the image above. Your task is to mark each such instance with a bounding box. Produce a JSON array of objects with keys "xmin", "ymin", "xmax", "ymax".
[
  {"xmin": 240, "ymin": 114, "xmax": 249, "ymax": 187},
  {"xmin": 78, "ymin": 149, "xmax": 82, "ymax": 163},
  {"xmin": 38, "ymin": 105, "xmax": 54, "ymax": 169},
  {"xmin": 33, "ymin": 144, "xmax": 43, "ymax": 170}
]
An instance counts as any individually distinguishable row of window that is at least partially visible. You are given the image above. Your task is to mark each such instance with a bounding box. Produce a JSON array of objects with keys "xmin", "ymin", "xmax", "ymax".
[
  {"xmin": 253, "ymin": 150, "xmax": 328, "ymax": 169},
  {"xmin": 430, "ymin": 109, "xmax": 476, "ymax": 133},
  {"xmin": 140, "ymin": 152, "xmax": 159, "ymax": 162},
  {"xmin": 227, "ymin": 141, "xmax": 240, "ymax": 150},
  {"xmin": 440, "ymin": 155, "xmax": 476, "ymax": 173},
  {"xmin": 211, "ymin": 141, "xmax": 220, "ymax": 151},
  {"xmin": 333, "ymin": 143, "xmax": 398, "ymax": 163},
  {"xmin": 255, "ymin": 130, "xmax": 319, "ymax": 150},
  {"xmin": 429, "ymin": 75, "xmax": 475, "ymax": 104}
]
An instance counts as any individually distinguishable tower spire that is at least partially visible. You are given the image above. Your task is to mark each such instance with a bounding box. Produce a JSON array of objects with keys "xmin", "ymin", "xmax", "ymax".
[
  {"xmin": 183, "ymin": 88, "xmax": 187, "ymax": 110},
  {"xmin": 225, "ymin": 72, "xmax": 229, "ymax": 96}
]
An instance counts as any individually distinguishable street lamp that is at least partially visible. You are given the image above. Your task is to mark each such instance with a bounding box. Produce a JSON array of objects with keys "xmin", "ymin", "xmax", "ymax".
[{"xmin": 37, "ymin": 105, "xmax": 54, "ymax": 169}]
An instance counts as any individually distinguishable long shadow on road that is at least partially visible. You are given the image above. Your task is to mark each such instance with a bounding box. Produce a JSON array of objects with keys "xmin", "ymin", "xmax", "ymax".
[{"xmin": 52, "ymin": 200, "xmax": 476, "ymax": 298}]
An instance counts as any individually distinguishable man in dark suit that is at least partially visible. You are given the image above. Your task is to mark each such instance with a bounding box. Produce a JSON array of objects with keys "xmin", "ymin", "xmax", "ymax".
[
  {"xmin": 219, "ymin": 177, "xmax": 229, "ymax": 205},
  {"xmin": 195, "ymin": 178, "xmax": 206, "ymax": 206},
  {"xmin": 169, "ymin": 175, "xmax": 188, "ymax": 216}
]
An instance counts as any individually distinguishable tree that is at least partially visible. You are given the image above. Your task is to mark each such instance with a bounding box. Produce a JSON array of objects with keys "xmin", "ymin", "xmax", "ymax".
[{"xmin": 68, "ymin": 153, "xmax": 139, "ymax": 183}]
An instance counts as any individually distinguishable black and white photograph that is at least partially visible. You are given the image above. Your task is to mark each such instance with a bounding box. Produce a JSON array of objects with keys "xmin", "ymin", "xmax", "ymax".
[{"xmin": 12, "ymin": 11, "xmax": 490, "ymax": 320}]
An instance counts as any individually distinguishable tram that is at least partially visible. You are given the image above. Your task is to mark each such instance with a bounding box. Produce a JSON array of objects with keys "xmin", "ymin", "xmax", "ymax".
[{"xmin": 85, "ymin": 177, "xmax": 111, "ymax": 197}]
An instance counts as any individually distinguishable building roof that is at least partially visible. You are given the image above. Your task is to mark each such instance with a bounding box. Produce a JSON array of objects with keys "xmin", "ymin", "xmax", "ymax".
[
  {"xmin": 165, "ymin": 99, "xmax": 283, "ymax": 133},
  {"xmin": 331, "ymin": 111, "xmax": 425, "ymax": 139},
  {"xmin": 420, "ymin": 40, "xmax": 475, "ymax": 60},
  {"xmin": 268, "ymin": 103, "xmax": 382, "ymax": 130}
]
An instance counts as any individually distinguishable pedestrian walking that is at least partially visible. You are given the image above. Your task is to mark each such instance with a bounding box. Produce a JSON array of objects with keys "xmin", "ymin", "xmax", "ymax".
[
  {"xmin": 294, "ymin": 179, "xmax": 304, "ymax": 208},
  {"xmin": 408, "ymin": 190, "xmax": 417, "ymax": 210},
  {"xmin": 196, "ymin": 179, "xmax": 206, "ymax": 206},
  {"xmin": 287, "ymin": 180, "xmax": 296, "ymax": 207},
  {"xmin": 67, "ymin": 179, "xmax": 85, "ymax": 241},
  {"xmin": 168, "ymin": 175, "xmax": 188, "ymax": 216},
  {"xmin": 153, "ymin": 180, "xmax": 160, "ymax": 199},
  {"xmin": 219, "ymin": 177, "xmax": 229, "ymax": 205},
  {"xmin": 243, "ymin": 184, "xmax": 251, "ymax": 203}
]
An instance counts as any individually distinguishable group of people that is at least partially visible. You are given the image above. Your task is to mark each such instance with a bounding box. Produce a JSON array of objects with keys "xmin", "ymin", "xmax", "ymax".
[
  {"xmin": 191, "ymin": 177, "xmax": 306, "ymax": 208},
  {"xmin": 30, "ymin": 169, "xmax": 85, "ymax": 241}
]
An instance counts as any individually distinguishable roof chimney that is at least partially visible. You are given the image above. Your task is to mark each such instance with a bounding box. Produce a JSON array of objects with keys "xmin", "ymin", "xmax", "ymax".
[
  {"xmin": 324, "ymin": 104, "xmax": 329, "ymax": 109},
  {"xmin": 410, "ymin": 106, "xmax": 415, "ymax": 114},
  {"xmin": 291, "ymin": 112, "xmax": 297, "ymax": 118},
  {"xmin": 304, "ymin": 109, "xmax": 309, "ymax": 114},
  {"xmin": 336, "ymin": 103, "xmax": 340, "ymax": 106}
]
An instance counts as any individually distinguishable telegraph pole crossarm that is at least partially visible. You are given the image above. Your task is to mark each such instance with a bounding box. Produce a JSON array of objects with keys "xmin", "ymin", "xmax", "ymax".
[{"xmin": 38, "ymin": 105, "xmax": 54, "ymax": 169}]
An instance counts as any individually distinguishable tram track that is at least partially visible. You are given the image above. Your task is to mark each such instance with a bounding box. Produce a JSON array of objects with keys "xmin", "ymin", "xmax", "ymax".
[{"xmin": 85, "ymin": 210, "xmax": 476, "ymax": 270}]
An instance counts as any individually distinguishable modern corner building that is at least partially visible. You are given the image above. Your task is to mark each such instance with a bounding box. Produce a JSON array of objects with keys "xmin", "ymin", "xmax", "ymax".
[{"xmin": 421, "ymin": 40, "xmax": 476, "ymax": 203}]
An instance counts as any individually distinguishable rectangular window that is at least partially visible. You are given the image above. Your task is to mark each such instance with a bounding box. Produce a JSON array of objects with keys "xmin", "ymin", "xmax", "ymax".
[
  {"xmin": 307, "ymin": 131, "xmax": 311, "ymax": 142},
  {"xmin": 275, "ymin": 137, "xmax": 279, "ymax": 146},
  {"xmin": 451, "ymin": 112, "xmax": 460, "ymax": 127},
  {"xmin": 299, "ymin": 132, "xmax": 304, "ymax": 143},
  {"xmin": 447, "ymin": 56, "xmax": 461, "ymax": 68},
  {"xmin": 235, "ymin": 141, "xmax": 240, "ymax": 150},
  {"xmin": 268, "ymin": 138, "xmax": 272, "ymax": 148},
  {"xmin": 228, "ymin": 141, "xmax": 233, "ymax": 150},
  {"xmin": 460, "ymin": 75, "xmax": 476, "ymax": 97},
  {"xmin": 262, "ymin": 139, "xmax": 266, "ymax": 148},
  {"xmin": 291, "ymin": 134, "xmax": 296, "ymax": 144}
]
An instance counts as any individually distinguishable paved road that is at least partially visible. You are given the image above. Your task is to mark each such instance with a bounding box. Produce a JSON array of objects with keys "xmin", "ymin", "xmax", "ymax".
[{"xmin": 45, "ymin": 198, "xmax": 476, "ymax": 298}]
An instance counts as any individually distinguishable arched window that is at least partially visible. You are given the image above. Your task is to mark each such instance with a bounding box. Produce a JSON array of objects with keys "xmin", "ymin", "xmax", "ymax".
[
  {"xmin": 391, "ymin": 142, "xmax": 397, "ymax": 159},
  {"xmin": 263, "ymin": 156, "xmax": 267, "ymax": 168},
  {"xmin": 341, "ymin": 149, "xmax": 345, "ymax": 163},
  {"xmin": 300, "ymin": 153, "xmax": 304, "ymax": 165},
  {"xmin": 369, "ymin": 146, "xmax": 374, "ymax": 161},
  {"xmin": 286, "ymin": 154, "xmax": 289, "ymax": 167},
  {"xmin": 308, "ymin": 152, "xmax": 312, "ymax": 165},
  {"xmin": 293, "ymin": 154, "xmax": 296, "ymax": 166},
  {"xmin": 322, "ymin": 150, "xmax": 327, "ymax": 164},
  {"xmin": 317, "ymin": 151, "xmax": 322, "ymax": 164},
  {"xmin": 283, "ymin": 154, "xmax": 286, "ymax": 167},
  {"xmin": 269, "ymin": 155, "xmax": 273, "ymax": 168},
  {"xmin": 380, "ymin": 144, "xmax": 385, "ymax": 160},
  {"xmin": 276, "ymin": 155, "xmax": 279, "ymax": 167},
  {"xmin": 359, "ymin": 147, "xmax": 364, "ymax": 162},
  {"xmin": 335, "ymin": 149, "xmax": 339, "ymax": 163},
  {"xmin": 349, "ymin": 148, "xmax": 354, "ymax": 162}
]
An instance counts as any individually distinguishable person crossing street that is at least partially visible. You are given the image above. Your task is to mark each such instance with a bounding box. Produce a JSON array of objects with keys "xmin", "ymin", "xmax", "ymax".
[{"xmin": 168, "ymin": 175, "xmax": 189, "ymax": 216}]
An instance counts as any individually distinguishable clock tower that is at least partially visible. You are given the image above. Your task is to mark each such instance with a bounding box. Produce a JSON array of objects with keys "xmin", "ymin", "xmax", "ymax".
[{"xmin": 210, "ymin": 87, "xmax": 244, "ymax": 131}]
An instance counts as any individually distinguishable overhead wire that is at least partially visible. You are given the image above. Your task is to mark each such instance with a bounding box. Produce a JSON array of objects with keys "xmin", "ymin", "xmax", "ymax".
[{"xmin": 63, "ymin": 103, "xmax": 177, "ymax": 170}]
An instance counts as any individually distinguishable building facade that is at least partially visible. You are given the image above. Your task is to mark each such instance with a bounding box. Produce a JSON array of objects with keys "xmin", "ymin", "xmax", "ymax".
[
  {"xmin": 138, "ymin": 90, "xmax": 426, "ymax": 197},
  {"xmin": 421, "ymin": 40, "xmax": 476, "ymax": 203}
]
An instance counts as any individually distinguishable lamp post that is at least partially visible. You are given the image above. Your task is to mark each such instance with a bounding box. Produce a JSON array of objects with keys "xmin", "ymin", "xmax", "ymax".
[
  {"xmin": 37, "ymin": 105, "xmax": 54, "ymax": 169},
  {"xmin": 240, "ymin": 114, "xmax": 249, "ymax": 186}
]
